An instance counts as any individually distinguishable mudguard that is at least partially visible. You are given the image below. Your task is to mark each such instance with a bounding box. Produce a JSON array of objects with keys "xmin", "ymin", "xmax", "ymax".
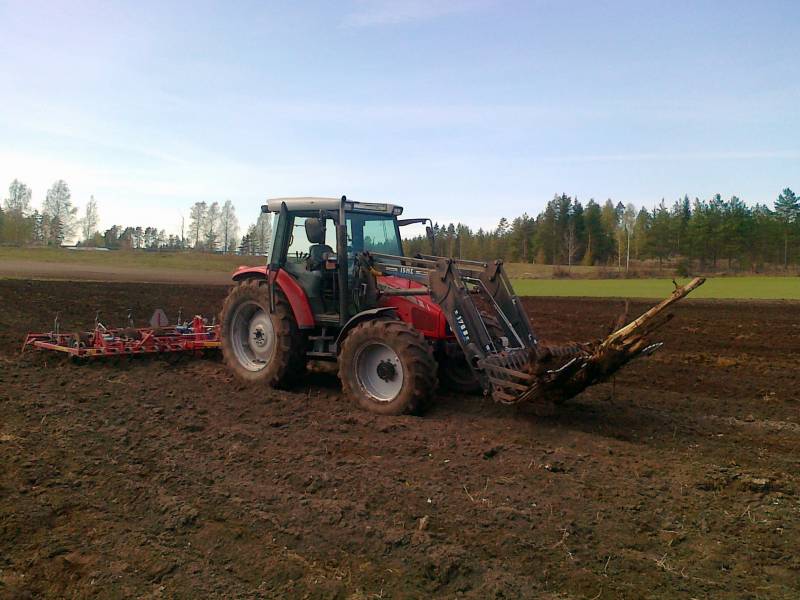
[{"xmin": 333, "ymin": 307, "xmax": 397, "ymax": 351}]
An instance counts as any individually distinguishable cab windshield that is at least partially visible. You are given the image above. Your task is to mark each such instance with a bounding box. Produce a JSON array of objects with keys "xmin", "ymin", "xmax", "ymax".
[{"xmin": 347, "ymin": 213, "xmax": 402, "ymax": 256}]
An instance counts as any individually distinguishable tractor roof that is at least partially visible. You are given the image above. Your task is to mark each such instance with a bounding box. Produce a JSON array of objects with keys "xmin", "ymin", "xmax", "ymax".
[{"xmin": 265, "ymin": 197, "xmax": 403, "ymax": 216}]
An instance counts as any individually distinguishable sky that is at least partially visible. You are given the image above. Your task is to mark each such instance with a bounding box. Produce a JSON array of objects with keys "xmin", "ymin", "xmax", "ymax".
[{"xmin": 1, "ymin": 0, "xmax": 799, "ymax": 237}]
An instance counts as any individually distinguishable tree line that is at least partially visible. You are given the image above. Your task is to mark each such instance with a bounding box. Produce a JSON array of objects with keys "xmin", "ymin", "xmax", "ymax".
[
  {"xmin": 186, "ymin": 201, "xmax": 272, "ymax": 255},
  {"xmin": 1, "ymin": 179, "xmax": 79, "ymax": 246},
  {"xmin": 1, "ymin": 179, "xmax": 271, "ymax": 255},
  {"xmin": 4, "ymin": 177, "xmax": 797, "ymax": 268},
  {"xmin": 403, "ymin": 189, "xmax": 800, "ymax": 271}
]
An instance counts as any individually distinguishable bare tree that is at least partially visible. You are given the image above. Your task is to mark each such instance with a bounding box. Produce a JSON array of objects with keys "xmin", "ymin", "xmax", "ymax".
[
  {"xmin": 220, "ymin": 200, "xmax": 239, "ymax": 253},
  {"xmin": 3, "ymin": 179, "xmax": 33, "ymax": 245},
  {"xmin": 205, "ymin": 201, "xmax": 221, "ymax": 250},
  {"xmin": 4, "ymin": 179, "xmax": 32, "ymax": 214},
  {"xmin": 564, "ymin": 221, "xmax": 578, "ymax": 268},
  {"xmin": 622, "ymin": 203, "xmax": 637, "ymax": 272},
  {"xmin": 188, "ymin": 201, "xmax": 207, "ymax": 249},
  {"xmin": 252, "ymin": 211, "xmax": 272, "ymax": 255},
  {"xmin": 81, "ymin": 195, "xmax": 100, "ymax": 242},
  {"xmin": 43, "ymin": 180, "xmax": 77, "ymax": 245}
]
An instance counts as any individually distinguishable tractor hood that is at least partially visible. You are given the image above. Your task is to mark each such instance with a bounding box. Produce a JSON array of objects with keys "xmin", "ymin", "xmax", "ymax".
[{"xmin": 376, "ymin": 274, "xmax": 450, "ymax": 339}]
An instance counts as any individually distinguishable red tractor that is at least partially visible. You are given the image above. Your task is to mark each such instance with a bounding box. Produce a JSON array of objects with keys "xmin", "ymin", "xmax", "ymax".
[{"xmin": 220, "ymin": 196, "xmax": 703, "ymax": 414}]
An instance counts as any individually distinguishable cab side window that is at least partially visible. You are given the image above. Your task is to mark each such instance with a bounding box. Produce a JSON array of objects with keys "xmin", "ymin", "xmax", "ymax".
[
  {"xmin": 286, "ymin": 217, "xmax": 310, "ymax": 264},
  {"xmin": 285, "ymin": 216, "xmax": 336, "ymax": 265}
]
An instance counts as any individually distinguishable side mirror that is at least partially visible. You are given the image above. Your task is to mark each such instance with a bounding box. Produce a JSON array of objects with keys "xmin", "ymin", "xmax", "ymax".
[{"xmin": 261, "ymin": 204, "xmax": 269, "ymax": 213}]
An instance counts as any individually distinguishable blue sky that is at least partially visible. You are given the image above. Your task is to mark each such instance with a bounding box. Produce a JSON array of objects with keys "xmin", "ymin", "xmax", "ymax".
[{"xmin": 1, "ymin": 0, "xmax": 798, "ymax": 235}]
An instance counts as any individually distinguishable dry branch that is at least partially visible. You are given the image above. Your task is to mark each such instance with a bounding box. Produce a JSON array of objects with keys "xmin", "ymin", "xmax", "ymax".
[{"xmin": 601, "ymin": 277, "xmax": 706, "ymax": 349}]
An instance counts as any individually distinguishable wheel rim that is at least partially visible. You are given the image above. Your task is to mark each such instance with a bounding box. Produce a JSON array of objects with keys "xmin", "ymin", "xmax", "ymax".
[
  {"xmin": 230, "ymin": 300, "xmax": 275, "ymax": 372},
  {"xmin": 354, "ymin": 342, "xmax": 404, "ymax": 402}
]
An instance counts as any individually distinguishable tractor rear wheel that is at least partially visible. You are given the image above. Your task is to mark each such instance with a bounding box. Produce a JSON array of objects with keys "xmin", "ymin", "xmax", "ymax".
[
  {"xmin": 220, "ymin": 279, "xmax": 306, "ymax": 387},
  {"xmin": 339, "ymin": 319, "xmax": 438, "ymax": 415}
]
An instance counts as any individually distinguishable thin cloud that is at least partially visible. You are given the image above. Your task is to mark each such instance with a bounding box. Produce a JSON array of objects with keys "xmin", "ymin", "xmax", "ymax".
[
  {"xmin": 343, "ymin": 0, "xmax": 492, "ymax": 27},
  {"xmin": 543, "ymin": 151, "xmax": 800, "ymax": 163}
]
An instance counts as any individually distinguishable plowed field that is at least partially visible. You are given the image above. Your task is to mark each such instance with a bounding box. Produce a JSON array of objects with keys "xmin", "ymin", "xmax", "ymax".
[{"xmin": 1, "ymin": 280, "xmax": 798, "ymax": 599}]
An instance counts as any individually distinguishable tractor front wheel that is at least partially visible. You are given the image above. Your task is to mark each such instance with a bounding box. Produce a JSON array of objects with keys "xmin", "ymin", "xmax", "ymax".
[
  {"xmin": 439, "ymin": 354, "xmax": 482, "ymax": 395},
  {"xmin": 220, "ymin": 279, "xmax": 306, "ymax": 387},
  {"xmin": 339, "ymin": 319, "xmax": 438, "ymax": 415}
]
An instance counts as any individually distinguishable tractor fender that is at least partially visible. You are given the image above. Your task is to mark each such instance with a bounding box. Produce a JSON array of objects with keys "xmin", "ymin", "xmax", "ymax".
[
  {"xmin": 231, "ymin": 266, "xmax": 315, "ymax": 329},
  {"xmin": 231, "ymin": 265, "xmax": 268, "ymax": 281},
  {"xmin": 334, "ymin": 307, "xmax": 397, "ymax": 352}
]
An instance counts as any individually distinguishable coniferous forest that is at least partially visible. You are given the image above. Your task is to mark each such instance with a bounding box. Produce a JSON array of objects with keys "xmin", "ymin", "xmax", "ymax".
[{"xmin": 403, "ymin": 190, "xmax": 800, "ymax": 272}]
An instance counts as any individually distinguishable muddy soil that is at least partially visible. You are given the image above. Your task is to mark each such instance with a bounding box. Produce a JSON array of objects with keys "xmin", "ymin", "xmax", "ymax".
[{"xmin": 1, "ymin": 280, "xmax": 798, "ymax": 599}]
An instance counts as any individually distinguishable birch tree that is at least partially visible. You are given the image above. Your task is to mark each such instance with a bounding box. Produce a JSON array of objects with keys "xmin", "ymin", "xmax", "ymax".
[
  {"xmin": 81, "ymin": 195, "xmax": 100, "ymax": 242},
  {"xmin": 220, "ymin": 200, "xmax": 239, "ymax": 253},
  {"xmin": 43, "ymin": 180, "xmax": 77, "ymax": 244},
  {"xmin": 3, "ymin": 179, "xmax": 33, "ymax": 244},
  {"xmin": 188, "ymin": 201, "xmax": 207, "ymax": 249},
  {"xmin": 252, "ymin": 211, "xmax": 273, "ymax": 255},
  {"xmin": 622, "ymin": 203, "xmax": 637, "ymax": 272},
  {"xmin": 205, "ymin": 201, "xmax": 221, "ymax": 250}
]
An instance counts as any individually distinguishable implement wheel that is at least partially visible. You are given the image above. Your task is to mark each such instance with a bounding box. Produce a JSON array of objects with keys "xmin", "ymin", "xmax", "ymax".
[
  {"xmin": 339, "ymin": 319, "xmax": 438, "ymax": 415},
  {"xmin": 220, "ymin": 279, "xmax": 306, "ymax": 386}
]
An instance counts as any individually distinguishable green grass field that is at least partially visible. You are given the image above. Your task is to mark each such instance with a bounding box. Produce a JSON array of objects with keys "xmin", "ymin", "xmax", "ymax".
[
  {"xmin": 2, "ymin": 248, "xmax": 798, "ymax": 299},
  {"xmin": 0, "ymin": 247, "xmax": 264, "ymax": 272},
  {"xmin": 510, "ymin": 277, "xmax": 800, "ymax": 300}
]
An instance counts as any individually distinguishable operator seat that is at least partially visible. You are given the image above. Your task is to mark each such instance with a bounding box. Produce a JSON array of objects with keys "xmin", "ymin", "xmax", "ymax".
[{"xmin": 305, "ymin": 218, "xmax": 333, "ymax": 271}]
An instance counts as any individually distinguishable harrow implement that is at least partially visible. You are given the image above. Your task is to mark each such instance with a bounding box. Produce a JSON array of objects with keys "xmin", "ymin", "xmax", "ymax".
[{"xmin": 23, "ymin": 310, "xmax": 220, "ymax": 359}]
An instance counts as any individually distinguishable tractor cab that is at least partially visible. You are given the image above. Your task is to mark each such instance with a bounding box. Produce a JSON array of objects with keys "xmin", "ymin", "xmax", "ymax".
[{"xmin": 233, "ymin": 196, "xmax": 433, "ymax": 328}]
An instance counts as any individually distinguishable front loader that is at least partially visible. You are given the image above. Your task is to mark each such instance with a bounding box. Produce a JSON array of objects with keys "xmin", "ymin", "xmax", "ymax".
[{"xmin": 220, "ymin": 196, "xmax": 703, "ymax": 414}]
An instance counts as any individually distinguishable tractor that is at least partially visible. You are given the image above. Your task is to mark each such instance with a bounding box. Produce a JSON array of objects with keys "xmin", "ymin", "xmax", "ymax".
[{"xmin": 220, "ymin": 196, "xmax": 703, "ymax": 414}]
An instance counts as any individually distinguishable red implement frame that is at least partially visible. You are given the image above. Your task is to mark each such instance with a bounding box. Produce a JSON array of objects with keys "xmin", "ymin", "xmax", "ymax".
[{"xmin": 23, "ymin": 315, "xmax": 220, "ymax": 358}]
